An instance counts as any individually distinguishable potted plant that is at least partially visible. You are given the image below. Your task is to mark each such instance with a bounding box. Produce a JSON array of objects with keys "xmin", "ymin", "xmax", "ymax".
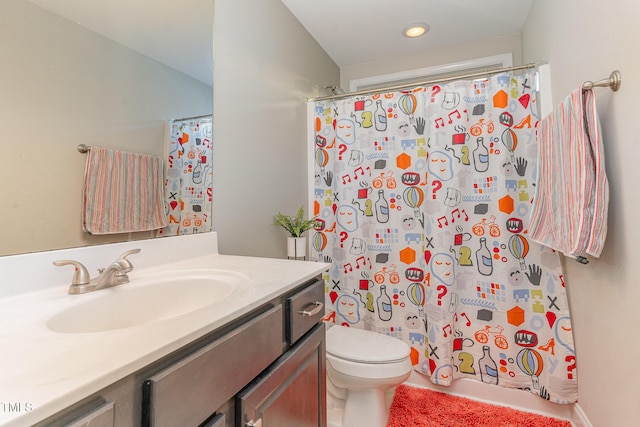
[{"xmin": 273, "ymin": 206, "xmax": 318, "ymax": 259}]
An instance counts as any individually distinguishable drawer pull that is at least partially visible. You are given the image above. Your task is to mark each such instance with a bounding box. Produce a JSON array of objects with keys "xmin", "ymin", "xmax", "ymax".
[{"xmin": 298, "ymin": 301, "xmax": 323, "ymax": 316}]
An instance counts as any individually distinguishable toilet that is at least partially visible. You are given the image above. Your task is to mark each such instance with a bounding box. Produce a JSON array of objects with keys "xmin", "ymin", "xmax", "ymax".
[{"xmin": 325, "ymin": 325, "xmax": 412, "ymax": 427}]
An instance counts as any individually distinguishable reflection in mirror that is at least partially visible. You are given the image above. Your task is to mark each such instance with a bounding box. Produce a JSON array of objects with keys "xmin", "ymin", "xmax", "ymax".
[
  {"xmin": 0, "ymin": 0, "xmax": 213, "ymax": 256},
  {"xmin": 158, "ymin": 115, "xmax": 213, "ymax": 237}
]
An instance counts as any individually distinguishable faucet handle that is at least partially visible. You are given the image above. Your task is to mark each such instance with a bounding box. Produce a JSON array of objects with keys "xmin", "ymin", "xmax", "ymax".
[
  {"xmin": 114, "ymin": 248, "xmax": 141, "ymax": 276},
  {"xmin": 119, "ymin": 248, "xmax": 141, "ymax": 260},
  {"xmin": 53, "ymin": 260, "xmax": 91, "ymax": 285}
]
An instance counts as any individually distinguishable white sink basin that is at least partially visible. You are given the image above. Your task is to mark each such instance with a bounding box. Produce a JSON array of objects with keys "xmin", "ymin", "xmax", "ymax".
[{"xmin": 47, "ymin": 269, "xmax": 250, "ymax": 333}]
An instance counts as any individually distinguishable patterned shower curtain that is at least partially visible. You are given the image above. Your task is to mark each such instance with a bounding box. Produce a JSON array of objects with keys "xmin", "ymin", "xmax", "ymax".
[
  {"xmin": 158, "ymin": 116, "xmax": 213, "ymax": 236},
  {"xmin": 310, "ymin": 71, "xmax": 578, "ymax": 403}
]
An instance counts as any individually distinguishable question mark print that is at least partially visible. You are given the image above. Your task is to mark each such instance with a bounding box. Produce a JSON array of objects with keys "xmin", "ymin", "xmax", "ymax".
[
  {"xmin": 339, "ymin": 231, "xmax": 348, "ymax": 248},
  {"xmin": 432, "ymin": 180, "xmax": 442, "ymax": 199},
  {"xmin": 437, "ymin": 284, "xmax": 447, "ymax": 306},
  {"xmin": 338, "ymin": 144, "xmax": 347, "ymax": 160},
  {"xmin": 431, "ymin": 85, "xmax": 441, "ymax": 103},
  {"xmin": 565, "ymin": 355, "xmax": 577, "ymax": 379}
]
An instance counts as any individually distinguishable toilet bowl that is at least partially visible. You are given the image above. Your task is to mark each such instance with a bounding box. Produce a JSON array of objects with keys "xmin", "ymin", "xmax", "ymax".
[{"xmin": 325, "ymin": 325, "xmax": 412, "ymax": 427}]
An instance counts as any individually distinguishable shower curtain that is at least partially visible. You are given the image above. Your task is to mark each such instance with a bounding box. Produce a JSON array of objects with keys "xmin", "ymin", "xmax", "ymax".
[
  {"xmin": 158, "ymin": 116, "xmax": 213, "ymax": 236},
  {"xmin": 310, "ymin": 71, "xmax": 577, "ymax": 403}
]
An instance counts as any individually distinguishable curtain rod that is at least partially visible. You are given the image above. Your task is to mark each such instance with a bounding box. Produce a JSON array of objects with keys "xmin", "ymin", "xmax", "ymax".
[
  {"xmin": 171, "ymin": 113, "xmax": 212, "ymax": 122},
  {"xmin": 309, "ymin": 63, "xmax": 537, "ymax": 102}
]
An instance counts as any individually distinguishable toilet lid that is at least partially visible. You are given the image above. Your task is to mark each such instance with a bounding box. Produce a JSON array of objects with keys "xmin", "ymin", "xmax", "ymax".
[{"xmin": 326, "ymin": 326, "xmax": 411, "ymax": 363}]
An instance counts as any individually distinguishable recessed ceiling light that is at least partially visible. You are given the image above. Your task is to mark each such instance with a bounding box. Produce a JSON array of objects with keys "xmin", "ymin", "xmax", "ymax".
[{"xmin": 403, "ymin": 23, "xmax": 429, "ymax": 38}]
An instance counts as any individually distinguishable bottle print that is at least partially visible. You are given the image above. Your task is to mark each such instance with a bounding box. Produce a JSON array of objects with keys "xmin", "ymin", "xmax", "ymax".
[
  {"xmin": 377, "ymin": 285, "xmax": 392, "ymax": 321},
  {"xmin": 192, "ymin": 160, "xmax": 202, "ymax": 184},
  {"xmin": 375, "ymin": 190, "xmax": 389, "ymax": 223},
  {"xmin": 473, "ymin": 137, "xmax": 489, "ymax": 172},
  {"xmin": 476, "ymin": 237, "xmax": 493, "ymax": 276},
  {"xmin": 374, "ymin": 100, "xmax": 387, "ymax": 131},
  {"xmin": 479, "ymin": 345, "xmax": 499, "ymax": 385}
]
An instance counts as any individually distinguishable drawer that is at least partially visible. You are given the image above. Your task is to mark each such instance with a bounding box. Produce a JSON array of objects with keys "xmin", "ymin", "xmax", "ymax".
[
  {"xmin": 142, "ymin": 305, "xmax": 283, "ymax": 427},
  {"xmin": 286, "ymin": 276, "xmax": 324, "ymax": 345},
  {"xmin": 35, "ymin": 400, "xmax": 115, "ymax": 427}
]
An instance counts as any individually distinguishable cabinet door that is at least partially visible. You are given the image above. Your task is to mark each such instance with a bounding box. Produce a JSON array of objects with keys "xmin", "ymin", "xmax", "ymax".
[{"xmin": 237, "ymin": 323, "xmax": 326, "ymax": 427}]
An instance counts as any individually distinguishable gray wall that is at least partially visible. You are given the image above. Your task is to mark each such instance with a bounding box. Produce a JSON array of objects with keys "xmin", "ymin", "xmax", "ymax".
[
  {"xmin": 522, "ymin": 1, "xmax": 640, "ymax": 425},
  {"xmin": 0, "ymin": 0, "xmax": 212, "ymax": 256},
  {"xmin": 212, "ymin": 0, "xmax": 339, "ymax": 258}
]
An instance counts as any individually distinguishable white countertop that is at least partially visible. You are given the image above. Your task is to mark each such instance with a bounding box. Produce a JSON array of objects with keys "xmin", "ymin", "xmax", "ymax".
[{"xmin": 0, "ymin": 252, "xmax": 329, "ymax": 426}]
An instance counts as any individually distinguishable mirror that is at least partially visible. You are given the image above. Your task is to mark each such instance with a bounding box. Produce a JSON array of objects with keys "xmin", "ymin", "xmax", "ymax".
[{"xmin": 0, "ymin": 0, "xmax": 213, "ymax": 256}]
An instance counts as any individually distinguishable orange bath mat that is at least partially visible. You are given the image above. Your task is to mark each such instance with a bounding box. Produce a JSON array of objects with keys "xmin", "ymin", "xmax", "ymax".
[{"xmin": 386, "ymin": 384, "xmax": 572, "ymax": 427}]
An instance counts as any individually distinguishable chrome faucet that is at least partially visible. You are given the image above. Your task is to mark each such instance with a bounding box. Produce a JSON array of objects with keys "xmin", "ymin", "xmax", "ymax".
[{"xmin": 53, "ymin": 249, "xmax": 141, "ymax": 295}]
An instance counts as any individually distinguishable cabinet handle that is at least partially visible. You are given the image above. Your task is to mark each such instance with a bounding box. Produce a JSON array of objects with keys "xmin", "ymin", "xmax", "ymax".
[
  {"xmin": 298, "ymin": 301, "xmax": 323, "ymax": 316},
  {"xmin": 246, "ymin": 419, "xmax": 263, "ymax": 427}
]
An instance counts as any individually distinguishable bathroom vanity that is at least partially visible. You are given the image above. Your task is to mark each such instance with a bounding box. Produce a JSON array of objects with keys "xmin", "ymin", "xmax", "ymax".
[{"xmin": 0, "ymin": 233, "xmax": 329, "ymax": 427}]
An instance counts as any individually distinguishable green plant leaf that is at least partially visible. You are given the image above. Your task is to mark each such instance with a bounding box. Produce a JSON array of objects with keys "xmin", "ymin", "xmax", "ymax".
[{"xmin": 273, "ymin": 206, "xmax": 318, "ymax": 237}]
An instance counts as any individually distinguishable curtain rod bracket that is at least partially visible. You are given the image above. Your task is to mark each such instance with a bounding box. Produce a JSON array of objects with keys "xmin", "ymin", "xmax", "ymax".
[{"xmin": 583, "ymin": 70, "xmax": 621, "ymax": 91}]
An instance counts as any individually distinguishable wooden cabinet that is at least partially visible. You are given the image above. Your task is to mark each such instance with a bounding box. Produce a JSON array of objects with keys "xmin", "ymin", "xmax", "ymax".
[
  {"xmin": 65, "ymin": 401, "xmax": 115, "ymax": 427},
  {"xmin": 238, "ymin": 275, "xmax": 326, "ymax": 427},
  {"xmin": 286, "ymin": 276, "xmax": 325, "ymax": 345},
  {"xmin": 36, "ymin": 275, "xmax": 325, "ymax": 427},
  {"xmin": 142, "ymin": 306, "xmax": 284, "ymax": 427},
  {"xmin": 34, "ymin": 400, "xmax": 116, "ymax": 427},
  {"xmin": 237, "ymin": 323, "xmax": 326, "ymax": 427}
]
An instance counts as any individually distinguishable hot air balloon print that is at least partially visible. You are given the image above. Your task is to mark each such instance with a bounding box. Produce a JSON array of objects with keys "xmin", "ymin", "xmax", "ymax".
[
  {"xmin": 403, "ymin": 186, "xmax": 424, "ymax": 217},
  {"xmin": 501, "ymin": 128, "xmax": 518, "ymax": 163},
  {"xmin": 407, "ymin": 282, "xmax": 425, "ymax": 317},
  {"xmin": 315, "ymin": 148, "xmax": 329, "ymax": 175},
  {"xmin": 407, "ymin": 282, "xmax": 425, "ymax": 307},
  {"xmin": 517, "ymin": 348, "xmax": 544, "ymax": 390},
  {"xmin": 509, "ymin": 234, "xmax": 530, "ymax": 270},
  {"xmin": 312, "ymin": 231, "xmax": 327, "ymax": 258},
  {"xmin": 398, "ymin": 93, "xmax": 417, "ymax": 124}
]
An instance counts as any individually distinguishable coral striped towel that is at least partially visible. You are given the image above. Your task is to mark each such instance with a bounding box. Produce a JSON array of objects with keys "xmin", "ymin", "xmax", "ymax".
[
  {"xmin": 529, "ymin": 85, "xmax": 609, "ymax": 260},
  {"xmin": 82, "ymin": 147, "xmax": 168, "ymax": 234}
]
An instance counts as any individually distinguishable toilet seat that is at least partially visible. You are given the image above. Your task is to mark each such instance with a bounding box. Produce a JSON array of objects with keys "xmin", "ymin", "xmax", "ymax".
[
  {"xmin": 326, "ymin": 326, "xmax": 410, "ymax": 364},
  {"xmin": 327, "ymin": 352, "xmax": 412, "ymax": 381}
]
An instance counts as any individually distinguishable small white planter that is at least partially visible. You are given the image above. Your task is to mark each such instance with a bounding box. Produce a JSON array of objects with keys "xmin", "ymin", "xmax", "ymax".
[{"xmin": 287, "ymin": 237, "xmax": 307, "ymax": 259}]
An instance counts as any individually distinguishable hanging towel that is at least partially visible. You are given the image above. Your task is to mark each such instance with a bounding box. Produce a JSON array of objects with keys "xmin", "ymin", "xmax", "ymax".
[
  {"xmin": 529, "ymin": 85, "xmax": 609, "ymax": 260},
  {"xmin": 82, "ymin": 147, "xmax": 168, "ymax": 234}
]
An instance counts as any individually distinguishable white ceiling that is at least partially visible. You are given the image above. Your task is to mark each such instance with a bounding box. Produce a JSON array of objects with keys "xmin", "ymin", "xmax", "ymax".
[
  {"xmin": 28, "ymin": 0, "xmax": 214, "ymax": 86},
  {"xmin": 280, "ymin": 0, "xmax": 533, "ymax": 68},
  {"xmin": 27, "ymin": 0, "xmax": 533, "ymax": 87}
]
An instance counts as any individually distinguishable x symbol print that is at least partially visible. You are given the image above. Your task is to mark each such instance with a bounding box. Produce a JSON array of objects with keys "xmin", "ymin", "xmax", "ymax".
[
  {"xmin": 425, "ymin": 237, "xmax": 434, "ymax": 249},
  {"xmin": 429, "ymin": 344, "xmax": 439, "ymax": 359}
]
